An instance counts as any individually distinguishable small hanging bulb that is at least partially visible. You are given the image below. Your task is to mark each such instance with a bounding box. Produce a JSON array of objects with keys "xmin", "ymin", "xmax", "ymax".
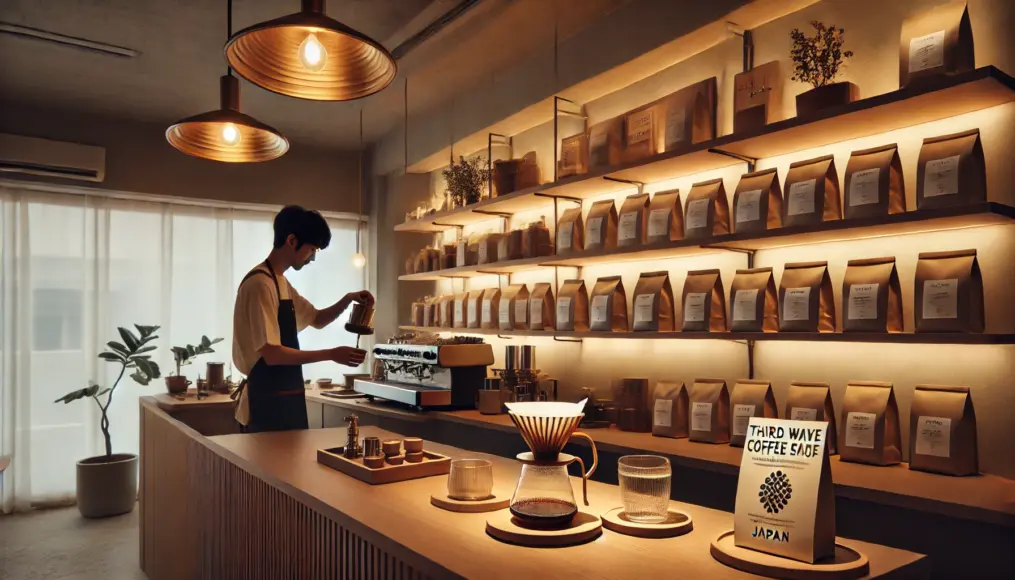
[
  {"xmin": 298, "ymin": 33, "xmax": 327, "ymax": 72},
  {"xmin": 221, "ymin": 123, "xmax": 241, "ymax": 146},
  {"xmin": 352, "ymin": 252, "xmax": 366, "ymax": 268}
]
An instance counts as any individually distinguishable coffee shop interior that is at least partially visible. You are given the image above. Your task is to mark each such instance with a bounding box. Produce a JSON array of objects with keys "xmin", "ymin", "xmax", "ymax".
[{"xmin": 2, "ymin": 0, "xmax": 1015, "ymax": 578}]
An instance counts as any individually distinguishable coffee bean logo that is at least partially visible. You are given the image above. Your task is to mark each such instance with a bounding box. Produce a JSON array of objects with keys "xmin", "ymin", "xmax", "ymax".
[{"xmin": 758, "ymin": 470, "xmax": 793, "ymax": 514}]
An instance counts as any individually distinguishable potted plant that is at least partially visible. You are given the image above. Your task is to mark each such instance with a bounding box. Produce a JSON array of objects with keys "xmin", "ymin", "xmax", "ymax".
[
  {"xmin": 54, "ymin": 324, "xmax": 161, "ymax": 518},
  {"xmin": 790, "ymin": 21, "xmax": 857, "ymax": 116},
  {"xmin": 165, "ymin": 335, "xmax": 224, "ymax": 394},
  {"xmin": 442, "ymin": 155, "xmax": 489, "ymax": 208}
]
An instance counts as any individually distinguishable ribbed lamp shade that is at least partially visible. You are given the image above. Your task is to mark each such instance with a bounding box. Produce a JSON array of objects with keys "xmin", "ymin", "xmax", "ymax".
[
  {"xmin": 166, "ymin": 75, "xmax": 289, "ymax": 163},
  {"xmin": 224, "ymin": 0, "xmax": 396, "ymax": 101}
]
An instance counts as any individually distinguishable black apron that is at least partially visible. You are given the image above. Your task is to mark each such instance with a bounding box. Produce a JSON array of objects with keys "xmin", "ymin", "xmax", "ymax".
[{"xmin": 241, "ymin": 261, "xmax": 308, "ymax": 432}]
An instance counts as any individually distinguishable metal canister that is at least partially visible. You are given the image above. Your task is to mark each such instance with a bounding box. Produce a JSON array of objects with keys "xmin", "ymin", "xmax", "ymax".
[
  {"xmin": 363, "ymin": 436, "xmax": 381, "ymax": 458},
  {"xmin": 519, "ymin": 345, "xmax": 536, "ymax": 370},
  {"xmin": 504, "ymin": 345, "xmax": 520, "ymax": 370},
  {"xmin": 345, "ymin": 302, "xmax": 375, "ymax": 335},
  {"xmin": 484, "ymin": 377, "xmax": 502, "ymax": 391}
]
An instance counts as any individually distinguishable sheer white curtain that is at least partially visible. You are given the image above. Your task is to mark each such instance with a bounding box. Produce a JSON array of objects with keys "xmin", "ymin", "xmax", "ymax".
[{"xmin": 0, "ymin": 183, "xmax": 368, "ymax": 512}]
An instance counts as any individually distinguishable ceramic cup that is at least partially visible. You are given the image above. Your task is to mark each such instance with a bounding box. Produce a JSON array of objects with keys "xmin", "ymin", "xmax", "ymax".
[{"xmin": 447, "ymin": 459, "xmax": 494, "ymax": 501}]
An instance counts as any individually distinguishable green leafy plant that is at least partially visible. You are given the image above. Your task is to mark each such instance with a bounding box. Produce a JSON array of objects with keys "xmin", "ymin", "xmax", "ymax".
[
  {"xmin": 442, "ymin": 155, "xmax": 488, "ymax": 207},
  {"xmin": 790, "ymin": 21, "xmax": 854, "ymax": 89},
  {"xmin": 171, "ymin": 335, "xmax": 224, "ymax": 376},
  {"xmin": 54, "ymin": 324, "xmax": 161, "ymax": 457}
]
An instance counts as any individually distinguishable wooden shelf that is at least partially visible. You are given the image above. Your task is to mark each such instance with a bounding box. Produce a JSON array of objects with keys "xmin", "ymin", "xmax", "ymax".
[
  {"xmin": 394, "ymin": 67, "xmax": 1015, "ymax": 234},
  {"xmin": 398, "ymin": 256, "xmax": 552, "ymax": 281}
]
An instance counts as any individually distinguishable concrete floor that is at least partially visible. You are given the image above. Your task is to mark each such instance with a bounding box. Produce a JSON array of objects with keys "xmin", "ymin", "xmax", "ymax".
[{"xmin": 0, "ymin": 507, "xmax": 145, "ymax": 580}]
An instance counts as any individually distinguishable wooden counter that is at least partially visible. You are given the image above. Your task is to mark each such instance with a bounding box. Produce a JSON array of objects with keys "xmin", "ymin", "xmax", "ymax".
[
  {"xmin": 140, "ymin": 397, "xmax": 926, "ymax": 579},
  {"xmin": 153, "ymin": 390, "xmax": 240, "ymax": 436}
]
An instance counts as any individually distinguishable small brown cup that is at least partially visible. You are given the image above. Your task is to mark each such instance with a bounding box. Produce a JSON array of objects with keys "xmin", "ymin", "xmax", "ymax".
[
  {"xmin": 363, "ymin": 456, "xmax": 384, "ymax": 469},
  {"xmin": 403, "ymin": 437, "xmax": 423, "ymax": 453},
  {"xmin": 405, "ymin": 451, "xmax": 424, "ymax": 463},
  {"xmin": 385, "ymin": 454, "xmax": 405, "ymax": 466},
  {"xmin": 382, "ymin": 440, "xmax": 402, "ymax": 456}
]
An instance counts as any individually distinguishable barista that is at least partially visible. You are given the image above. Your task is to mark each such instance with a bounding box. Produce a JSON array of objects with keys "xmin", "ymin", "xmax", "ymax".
[{"xmin": 232, "ymin": 205, "xmax": 372, "ymax": 432}]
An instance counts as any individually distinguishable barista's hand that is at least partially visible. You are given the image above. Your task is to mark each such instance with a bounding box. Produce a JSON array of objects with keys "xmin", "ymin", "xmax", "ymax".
[
  {"xmin": 344, "ymin": 290, "xmax": 374, "ymax": 306},
  {"xmin": 331, "ymin": 347, "xmax": 367, "ymax": 367}
]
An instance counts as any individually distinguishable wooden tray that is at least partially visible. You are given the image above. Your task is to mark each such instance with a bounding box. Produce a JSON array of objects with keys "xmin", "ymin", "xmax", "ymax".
[
  {"xmin": 317, "ymin": 447, "xmax": 451, "ymax": 485},
  {"xmin": 710, "ymin": 530, "xmax": 870, "ymax": 580},
  {"xmin": 486, "ymin": 511, "xmax": 602, "ymax": 547}
]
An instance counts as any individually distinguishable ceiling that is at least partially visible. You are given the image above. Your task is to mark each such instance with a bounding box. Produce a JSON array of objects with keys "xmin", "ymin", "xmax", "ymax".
[{"xmin": 0, "ymin": 0, "xmax": 627, "ymax": 151}]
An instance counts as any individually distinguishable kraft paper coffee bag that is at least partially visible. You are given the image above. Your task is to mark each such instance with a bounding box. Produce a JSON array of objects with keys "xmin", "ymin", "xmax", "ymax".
[
  {"xmin": 480, "ymin": 288, "xmax": 501, "ymax": 329},
  {"xmin": 783, "ymin": 155, "xmax": 842, "ymax": 227},
  {"xmin": 729, "ymin": 380, "xmax": 778, "ymax": 447},
  {"xmin": 779, "ymin": 261, "xmax": 836, "ymax": 333},
  {"xmin": 558, "ymin": 132, "xmax": 588, "ymax": 178},
  {"xmin": 523, "ymin": 220, "xmax": 554, "ymax": 258},
  {"xmin": 915, "ymin": 249, "xmax": 983, "ymax": 333},
  {"xmin": 423, "ymin": 297, "xmax": 437, "ymax": 327},
  {"xmin": 684, "ymin": 178, "xmax": 730, "ymax": 240},
  {"xmin": 843, "ymin": 144, "xmax": 906, "ymax": 219},
  {"xmin": 499, "ymin": 284, "xmax": 529, "ymax": 331},
  {"xmin": 682, "ymin": 269, "xmax": 726, "ymax": 332},
  {"xmin": 842, "ymin": 257, "xmax": 903, "ymax": 333},
  {"xmin": 528, "ymin": 283, "xmax": 555, "ymax": 331},
  {"xmin": 617, "ymin": 193, "xmax": 650, "ymax": 247},
  {"xmin": 617, "ymin": 378, "xmax": 652, "ymax": 432},
  {"xmin": 661, "ymin": 77, "xmax": 718, "ymax": 150},
  {"xmin": 588, "ymin": 117, "xmax": 624, "ymax": 171},
  {"xmin": 556, "ymin": 279, "xmax": 589, "ymax": 332},
  {"xmin": 590, "ymin": 276, "xmax": 627, "ymax": 332},
  {"xmin": 585, "ymin": 199, "xmax": 618, "ymax": 252},
  {"xmin": 556, "ymin": 207, "xmax": 584, "ymax": 256},
  {"xmin": 916, "ymin": 129, "xmax": 985, "ymax": 210},
  {"xmin": 910, "ymin": 385, "xmax": 978, "ymax": 476},
  {"xmin": 899, "ymin": 1, "xmax": 974, "ymax": 88},
  {"xmin": 733, "ymin": 168, "xmax": 782, "ymax": 234},
  {"xmin": 646, "ymin": 188, "xmax": 683, "ymax": 244},
  {"xmin": 498, "ymin": 229, "xmax": 524, "ymax": 262},
  {"xmin": 411, "ymin": 300, "xmax": 425, "ymax": 326},
  {"xmin": 452, "ymin": 292, "xmax": 469, "ymax": 329},
  {"xmin": 840, "ymin": 381, "xmax": 902, "ymax": 466},
  {"xmin": 689, "ymin": 379, "xmax": 730, "ymax": 444},
  {"xmin": 632, "ymin": 271, "xmax": 674, "ymax": 332},
  {"xmin": 730, "ymin": 267, "xmax": 778, "ymax": 332},
  {"xmin": 652, "ymin": 381, "xmax": 689, "ymax": 439},
  {"xmin": 734, "ymin": 60, "xmax": 781, "ymax": 134},
  {"xmin": 437, "ymin": 295, "xmax": 454, "ymax": 328},
  {"xmin": 478, "ymin": 234, "xmax": 501, "ymax": 265},
  {"xmin": 466, "ymin": 291, "xmax": 482, "ymax": 329},
  {"xmin": 785, "ymin": 382, "xmax": 838, "ymax": 454},
  {"xmin": 623, "ymin": 106, "xmax": 658, "ymax": 163}
]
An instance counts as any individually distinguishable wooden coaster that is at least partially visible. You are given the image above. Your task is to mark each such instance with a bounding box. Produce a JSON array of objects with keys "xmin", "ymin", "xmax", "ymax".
[
  {"xmin": 601, "ymin": 507, "xmax": 693, "ymax": 538},
  {"xmin": 430, "ymin": 493, "xmax": 510, "ymax": 513},
  {"xmin": 710, "ymin": 530, "xmax": 870, "ymax": 580},
  {"xmin": 486, "ymin": 511, "xmax": 602, "ymax": 547}
]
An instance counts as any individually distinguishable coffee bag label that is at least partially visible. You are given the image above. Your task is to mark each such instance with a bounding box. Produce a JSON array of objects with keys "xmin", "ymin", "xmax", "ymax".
[
  {"xmin": 557, "ymin": 297, "xmax": 572, "ymax": 325},
  {"xmin": 648, "ymin": 208, "xmax": 670, "ymax": 238},
  {"xmin": 736, "ymin": 189, "xmax": 763, "ymax": 223},
  {"xmin": 684, "ymin": 292, "xmax": 707, "ymax": 322},
  {"xmin": 847, "ymin": 283, "xmax": 879, "ymax": 320},
  {"xmin": 591, "ymin": 294, "xmax": 609, "ymax": 324},
  {"xmin": 783, "ymin": 287, "xmax": 811, "ymax": 322},
  {"xmin": 654, "ymin": 399, "xmax": 673, "ymax": 428},
  {"xmin": 922, "ymin": 278, "xmax": 958, "ymax": 319},
  {"xmin": 666, "ymin": 107, "xmax": 687, "ymax": 149},
  {"xmin": 468, "ymin": 300, "xmax": 478, "ymax": 323},
  {"xmin": 685, "ymin": 198, "xmax": 710, "ymax": 230},
  {"xmin": 787, "ymin": 179, "xmax": 816, "ymax": 216},
  {"xmin": 499, "ymin": 300, "xmax": 511, "ymax": 322},
  {"xmin": 691, "ymin": 401, "xmax": 712, "ymax": 432},
  {"xmin": 627, "ymin": 110, "xmax": 653, "ymax": 145},
  {"xmin": 924, "ymin": 155, "xmax": 960, "ymax": 198},
  {"xmin": 733, "ymin": 288, "xmax": 759, "ymax": 322},
  {"xmin": 618, "ymin": 211, "xmax": 639, "ymax": 241},
  {"xmin": 733, "ymin": 403, "xmax": 756, "ymax": 437},
  {"xmin": 454, "ymin": 300, "xmax": 464, "ymax": 323},
  {"xmin": 482, "ymin": 298, "xmax": 492, "ymax": 322},
  {"xmin": 910, "ymin": 29, "xmax": 945, "ymax": 73},
  {"xmin": 515, "ymin": 300, "xmax": 528, "ymax": 324},
  {"xmin": 561, "ymin": 144, "xmax": 578, "ymax": 169},
  {"xmin": 634, "ymin": 293, "xmax": 655, "ymax": 323},
  {"xmin": 914, "ymin": 416, "xmax": 952, "ymax": 458},
  {"xmin": 530, "ymin": 298, "xmax": 543, "ymax": 325},
  {"xmin": 558, "ymin": 222, "xmax": 574, "ymax": 250},
  {"xmin": 478, "ymin": 243, "xmax": 489, "ymax": 263},
  {"xmin": 845, "ymin": 412, "xmax": 876, "ymax": 449},
  {"xmin": 848, "ymin": 168, "xmax": 881, "ymax": 206},
  {"xmin": 587, "ymin": 217, "xmax": 604, "ymax": 245},
  {"xmin": 791, "ymin": 407, "xmax": 818, "ymax": 421}
]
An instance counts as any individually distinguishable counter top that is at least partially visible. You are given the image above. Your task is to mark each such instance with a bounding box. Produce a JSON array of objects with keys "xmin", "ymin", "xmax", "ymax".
[{"xmin": 153, "ymin": 389, "xmax": 234, "ymax": 410}]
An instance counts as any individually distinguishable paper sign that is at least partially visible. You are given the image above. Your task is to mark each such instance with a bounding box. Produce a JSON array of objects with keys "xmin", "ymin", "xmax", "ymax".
[
  {"xmin": 691, "ymin": 402, "xmax": 712, "ymax": 432},
  {"xmin": 845, "ymin": 412, "xmax": 876, "ymax": 449},
  {"xmin": 736, "ymin": 189, "xmax": 763, "ymax": 223},
  {"xmin": 618, "ymin": 211, "xmax": 639, "ymax": 241},
  {"xmin": 848, "ymin": 168, "xmax": 880, "ymax": 206},
  {"xmin": 634, "ymin": 294, "xmax": 655, "ymax": 324},
  {"xmin": 914, "ymin": 416, "xmax": 951, "ymax": 458},
  {"xmin": 591, "ymin": 295, "xmax": 609, "ymax": 323},
  {"xmin": 557, "ymin": 297, "xmax": 572, "ymax": 325},
  {"xmin": 587, "ymin": 217, "xmax": 604, "ymax": 245},
  {"xmin": 665, "ymin": 107, "xmax": 687, "ymax": 149},
  {"xmin": 647, "ymin": 209, "xmax": 670, "ymax": 238},
  {"xmin": 910, "ymin": 30, "xmax": 945, "ymax": 73},
  {"xmin": 685, "ymin": 198, "xmax": 710, "ymax": 230},
  {"xmin": 924, "ymin": 155, "xmax": 960, "ymax": 198},
  {"xmin": 654, "ymin": 399, "xmax": 673, "ymax": 428},
  {"xmin": 922, "ymin": 279, "xmax": 958, "ymax": 319},
  {"xmin": 627, "ymin": 110, "xmax": 653, "ymax": 145},
  {"xmin": 558, "ymin": 222, "xmax": 574, "ymax": 250},
  {"xmin": 847, "ymin": 283, "xmax": 878, "ymax": 320},
  {"xmin": 684, "ymin": 292, "xmax": 707, "ymax": 322},
  {"xmin": 790, "ymin": 407, "xmax": 818, "ymax": 421},
  {"xmin": 733, "ymin": 288, "xmax": 759, "ymax": 322},
  {"xmin": 782, "ymin": 287, "xmax": 811, "ymax": 322},
  {"xmin": 787, "ymin": 179, "xmax": 816, "ymax": 216}
]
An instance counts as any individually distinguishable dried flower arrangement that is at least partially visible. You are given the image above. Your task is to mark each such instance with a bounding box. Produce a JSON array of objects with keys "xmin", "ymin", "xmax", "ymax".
[
  {"xmin": 442, "ymin": 155, "xmax": 488, "ymax": 208},
  {"xmin": 790, "ymin": 21, "xmax": 854, "ymax": 88}
]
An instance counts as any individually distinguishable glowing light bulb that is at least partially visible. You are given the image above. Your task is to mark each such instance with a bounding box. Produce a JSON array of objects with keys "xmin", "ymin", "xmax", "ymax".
[
  {"xmin": 352, "ymin": 252, "xmax": 366, "ymax": 268},
  {"xmin": 221, "ymin": 123, "xmax": 240, "ymax": 146},
  {"xmin": 299, "ymin": 33, "xmax": 327, "ymax": 72}
]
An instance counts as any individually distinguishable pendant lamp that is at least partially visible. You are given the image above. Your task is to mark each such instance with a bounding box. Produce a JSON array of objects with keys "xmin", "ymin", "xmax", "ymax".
[
  {"xmin": 167, "ymin": 1, "xmax": 288, "ymax": 162},
  {"xmin": 352, "ymin": 108, "xmax": 366, "ymax": 268},
  {"xmin": 224, "ymin": 0, "xmax": 397, "ymax": 101}
]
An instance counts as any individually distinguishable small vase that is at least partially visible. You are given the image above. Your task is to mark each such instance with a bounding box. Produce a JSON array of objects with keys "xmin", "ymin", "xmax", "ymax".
[
  {"xmin": 165, "ymin": 375, "xmax": 191, "ymax": 395},
  {"xmin": 795, "ymin": 81, "xmax": 859, "ymax": 117}
]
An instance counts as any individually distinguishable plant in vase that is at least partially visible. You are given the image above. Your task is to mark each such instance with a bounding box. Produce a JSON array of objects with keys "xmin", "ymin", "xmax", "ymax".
[
  {"xmin": 790, "ymin": 21, "xmax": 856, "ymax": 116},
  {"xmin": 166, "ymin": 335, "xmax": 224, "ymax": 394},
  {"xmin": 54, "ymin": 324, "xmax": 161, "ymax": 518},
  {"xmin": 442, "ymin": 155, "xmax": 489, "ymax": 208}
]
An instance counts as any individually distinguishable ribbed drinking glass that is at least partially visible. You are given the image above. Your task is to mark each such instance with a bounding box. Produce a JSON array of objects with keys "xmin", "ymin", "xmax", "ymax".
[
  {"xmin": 447, "ymin": 459, "xmax": 494, "ymax": 500},
  {"xmin": 618, "ymin": 455, "xmax": 671, "ymax": 523}
]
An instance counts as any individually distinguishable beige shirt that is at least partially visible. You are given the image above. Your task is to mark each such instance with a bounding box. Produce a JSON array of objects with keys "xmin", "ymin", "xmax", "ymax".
[{"xmin": 232, "ymin": 264, "xmax": 318, "ymax": 376}]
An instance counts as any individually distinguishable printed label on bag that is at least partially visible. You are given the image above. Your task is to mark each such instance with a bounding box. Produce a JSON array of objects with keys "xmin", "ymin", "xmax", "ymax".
[
  {"xmin": 733, "ymin": 288, "xmax": 759, "ymax": 322},
  {"xmin": 910, "ymin": 30, "xmax": 945, "ymax": 73},
  {"xmin": 590, "ymin": 130, "xmax": 608, "ymax": 152},
  {"xmin": 847, "ymin": 283, "xmax": 879, "ymax": 320},
  {"xmin": 782, "ymin": 287, "xmax": 812, "ymax": 322},
  {"xmin": 787, "ymin": 179, "xmax": 817, "ymax": 216},
  {"xmin": 557, "ymin": 297, "xmax": 572, "ymax": 325},
  {"xmin": 482, "ymin": 298, "xmax": 492, "ymax": 322},
  {"xmin": 665, "ymin": 107, "xmax": 687, "ymax": 149},
  {"xmin": 733, "ymin": 404, "xmax": 756, "ymax": 437},
  {"xmin": 691, "ymin": 402, "xmax": 712, "ymax": 432},
  {"xmin": 591, "ymin": 294, "xmax": 609, "ymax": 323},
  {"xmin": 790, "ymin": 407, "xmax": 818, "ymax": 421},
  {"xmin": 558, "ymin": 222, "xmax": 573, "ymax": 250},
  {"xmin": 922, "ymin": 279, "xmax": 958, "ymax": 319},
  {"xmin": 924, "ymin": 155, "xmax": 961, "ymax": 198},
  {"xmin": 587, "ymin": 217, "xmax": 604, "ymax": 245},
  {"xmin": 454, "ymin": 301, "xmax": 464, "ymax": 323},
  {"xmin": 654, "ymin": 399, "xmax": 673, "ymax": 428},
  {"xmin": 530, "ymin": 299, "xmax": 542, "ymax": 326},
  {"xmin": 735, "ymin": 189, "xmax": 763, "ymax": 223},
  {"xmin": 561, "ymin": 144, "xmax": 578, "ymax": 169},
  {"xmin": 849, "ymin": 168, "xmax": 881, "ymax": 206},
  {"xmin": 478, "ymin": 244, "xmax": 488, "ymax": 263},
  {"xmin": 468, "ymin": 300, "xmax": 478, "ymax": 323},
  {"xmin": 684, "ymin": 292, "xmax": 707, "ymax": 322},
  {"xmin": 618, "ymin": 211, "xmax": 639, "ymax": 241},
  {"xmin": 515, "ymin": 300, "xmax": 528, "ymax": 325},
  {"xmin": 647, "ymin": 208, "xmax": 670, "ymax": 238},
  {"xmin": 914, "ymin": 416, "xmax": 951, "ymax": 458},
  {"xmin": 627, "ymin": 110, "xmax": 653, "ymax": 145},
  {"xmin": 845, "ymin": 412, "xmax": 876, "ymax": 449},
  {"xmin": 634, "ymin": 294, "xmax": 655, "ymax": 323},
  {"xmin": 499, "ymin": 300, "xmax": 511, "ymax": 322},
  {"xmin": 685, "ymin": 198, "xmax": 710, "ymax": 230}
]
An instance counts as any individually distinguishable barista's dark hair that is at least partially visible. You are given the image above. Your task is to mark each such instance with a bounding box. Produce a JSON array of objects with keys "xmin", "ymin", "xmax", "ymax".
[{"xmin": 273, "ymin": 205, "xmax": 331, "ymax": 250}]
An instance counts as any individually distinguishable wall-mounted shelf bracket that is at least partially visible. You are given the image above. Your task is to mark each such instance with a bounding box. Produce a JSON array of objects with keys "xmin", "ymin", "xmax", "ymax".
[
  {"xmin": 432, "ymin": 222, "xmax": 466, "ymax": 230},
  {"xmin": 603, "ymin": 176, "xmax": 646, "ymax": 194},
  {"xmin": 553, "ymin": 336, "xmax": 583, "ymax": 344},
  {"xmin": 704, "ymin": 244, "xmax": 756, "ymax": 268},
  {"xmin": 472, "ymin": 209, "xmax": 513, "ymax": 218},
  {"xmin": 725, "ymin": 22, "xmax": 754, "ymax": 72},
  {"xmin": 707, "ymin": 147, "xmax": 758, "ymax": 173}
]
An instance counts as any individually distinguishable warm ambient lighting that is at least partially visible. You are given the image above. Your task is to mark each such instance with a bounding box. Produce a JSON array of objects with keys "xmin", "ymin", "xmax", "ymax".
[
  {"xmin": 299, "ymin": 33, "xmax": 327, "ymax": 72},
  {"xmin": 352, "ymin": 252, "xmax": 366, "ymax": 268},
  {"xmin": 221, "ymin": 123, "xmax": 241, "ymax": 146}
]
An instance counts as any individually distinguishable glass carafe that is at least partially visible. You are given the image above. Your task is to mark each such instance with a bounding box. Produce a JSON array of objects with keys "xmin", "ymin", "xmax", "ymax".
[{"xmin": 509, "ymin": 463, "xmax": 578, "ymax": 526}]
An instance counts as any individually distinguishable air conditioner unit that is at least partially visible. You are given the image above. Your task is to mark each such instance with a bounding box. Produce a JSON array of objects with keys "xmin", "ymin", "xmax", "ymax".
[{"xmin": 0, "ymin": 133, "xmax": 105, "ymax": 182}]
